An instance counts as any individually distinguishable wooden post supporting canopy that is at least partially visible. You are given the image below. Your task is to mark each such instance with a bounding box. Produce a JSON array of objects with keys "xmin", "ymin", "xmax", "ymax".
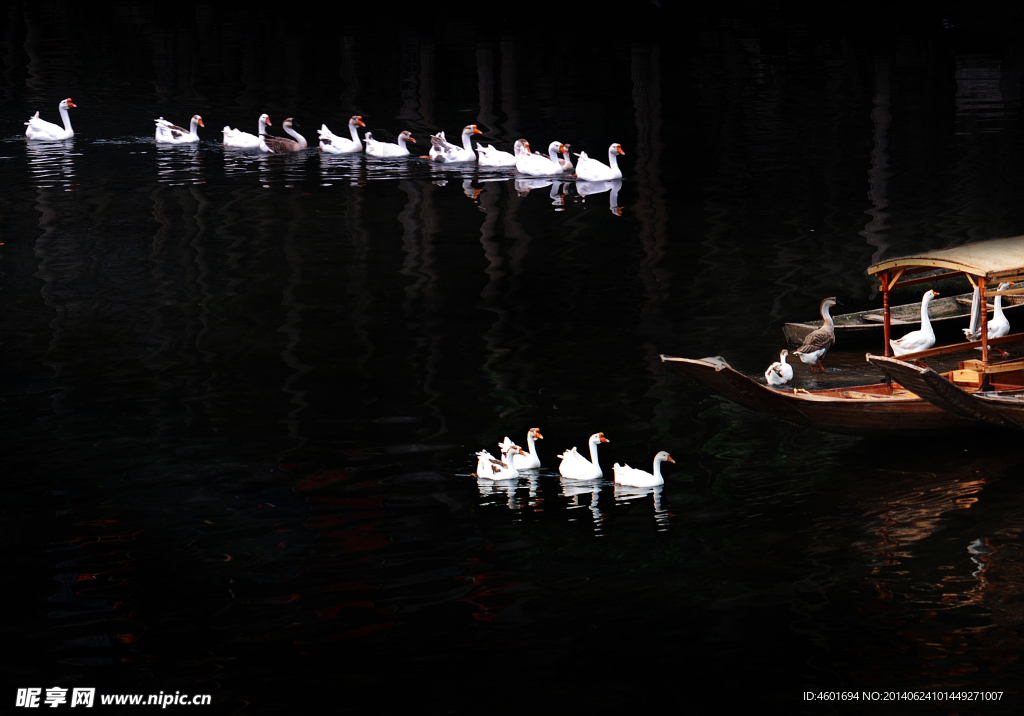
[
  {"xmin": 882, "ymin": 271, "xmax": 892, "ymax": 357},
  {"xmin": 980, "ymin": 279, "xmax": 990, "ymax": 364}
]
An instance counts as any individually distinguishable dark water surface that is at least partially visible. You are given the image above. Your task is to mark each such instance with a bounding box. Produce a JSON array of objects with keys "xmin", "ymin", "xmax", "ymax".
[{"xmin": 7, "ymin": 3, "xmax": 1024, "ymax": 713}]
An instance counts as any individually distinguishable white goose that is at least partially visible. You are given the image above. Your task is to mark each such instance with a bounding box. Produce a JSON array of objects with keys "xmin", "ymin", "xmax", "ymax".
[
  {"xmin": 516, "ymin": 140, "xmax": 567, "ymax": 176},
  {"xmin": 500, "ymin": 428, "xmax": 544, "ymax": 470},
  {"xmin": 318, "ymin": 115, "xmax": 365, "ymax": 154},
  {"xmin": 428, "ymin": 124, "xmax": 482, "ymax": 162},
  {"xmin": 365, "ymin": 130, "xmax": 416, "ymax": 158},
  {"xmin": 765, "ymin": 349, "xmax": 794, "ymax": 386},
  {"xmin": 223, "ymin": 114, "xmax": 271, "ymax": 149},
  {"xmin": 964, "ymin": 282, "xmax": 1012, "ymax": 342},
  {"xmin": 25, "ymin": 98, "xmax": 76, "ymax": 141},
  {"xmin": 558, "ymin": 432, "xmax": 609, "ymax": 480},
  {"xmin": 475, "ymin": 442, "xmax": 525, "ymax": 480},
  {"xmin": 793, "ymin": 297, "xmax": 839, "ymax": 371},
  {"xmin": 575, "ymin": 143, "xmax": 624, "ymax": 181},
  {"xmin": 558, "ymin": 143, "xmax": 574, "ymax": 172},
  {"xmin": 476, "ymin": 139, "xmax": 525, "ymax": 167},
  {"xmin": 890, "ymin": 290, "xmax": 940, "ymax": 356},
  {"xmin": 259, "ymin": 118, "xmax": 308, "ymax": 153},
  {"xmin": 155, "ymin": 115, "xmax": 203, "ymax": 144},
  {"xmin": 613, "ymin": 451, "xmax": 674, "ymax": 488}
]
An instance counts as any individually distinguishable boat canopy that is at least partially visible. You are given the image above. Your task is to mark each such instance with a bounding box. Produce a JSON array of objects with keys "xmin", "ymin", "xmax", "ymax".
[{"xmin": 868, "ymin": 234, "xmax": 1024, "ymax": 284}]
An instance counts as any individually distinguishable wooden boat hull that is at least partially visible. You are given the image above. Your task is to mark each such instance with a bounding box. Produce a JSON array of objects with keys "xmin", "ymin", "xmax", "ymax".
[
  {"xmin": 661, "ymin": 354, "xmax": 981, "ymax": 436},
  {"xmin": 867, "ymin": 354, "xmax": 1024, "ymax": 430},
  {"xmin": 784, "ymin": 290, "xmax": 1024, "ymax": 349}
]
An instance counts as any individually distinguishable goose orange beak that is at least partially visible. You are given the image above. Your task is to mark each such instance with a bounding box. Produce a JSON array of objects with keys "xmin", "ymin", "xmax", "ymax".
[
  {"xmin": 473, "ymin": 125, "xmax": 482, "ymax": 134},
  {"xmin": 357, "ymin": 117, "xmax": 366, "ymax": 127},
  {"xmin": 197, "ymin": 117, "xmax": 204, "ymax": 127},
  {"xmin": 266, "ymin": 117, "xmax": 272, "ymax": 126},
  {"xmin": 408, "ymin": 136, "xmax": 417, "ymax": 143},
  {"xmin": 667, "ymin": 455, "xmax": 675, "ymax": 463},
  {"xmin": 616, "ymin": 145, "xmax": 625, "ymax": 155},
  {"xmin": 66, "ymin": 99, "xmax": 76, "ymax": 108},
  {"xmin": 599, "ymin": 433, "xmax": 609, "ymax": 443}
]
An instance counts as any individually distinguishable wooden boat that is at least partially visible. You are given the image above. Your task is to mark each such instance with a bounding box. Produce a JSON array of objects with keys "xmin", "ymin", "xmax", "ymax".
[
  {"xmin": 664, "ymin": 234, "xmax": 1024, "ymax": 436},
  {"xmin": 783, "ymin": 285, "xmax": 1024, "ymax": 349}
]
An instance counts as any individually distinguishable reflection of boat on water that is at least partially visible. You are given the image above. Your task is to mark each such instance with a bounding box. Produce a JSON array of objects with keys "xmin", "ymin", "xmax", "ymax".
[{"xmin": 663, "ymin": 236, "xmax": 1024, "ymax": 436}]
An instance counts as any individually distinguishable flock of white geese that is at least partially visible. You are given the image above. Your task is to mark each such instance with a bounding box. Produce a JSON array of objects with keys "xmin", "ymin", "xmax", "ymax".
[
  {"xmin": 475, "ymin": 428, "xmax": 674, "ymax": 488},
  {"xmin": 24, "ymin": 99, "xmax": 626, "ymax": 181}
]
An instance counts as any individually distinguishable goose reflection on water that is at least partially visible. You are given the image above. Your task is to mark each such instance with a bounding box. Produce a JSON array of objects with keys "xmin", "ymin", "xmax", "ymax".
[
  {"xmin": 26, "ymin": 139, "xmax": 76, "ymax": 191},
  {"xmin": 155, "ymin": 142, "xmax": 204, "ymax": 185},
  {"xmin": 575, "ymin": 179, "xmax": 622, "ymax": 215}
]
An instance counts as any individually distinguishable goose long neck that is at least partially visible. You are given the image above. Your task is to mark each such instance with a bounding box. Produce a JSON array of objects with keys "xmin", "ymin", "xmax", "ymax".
[
  {"xmin": 526, "ymin": 434, "xmax": 538, "ymax": 459},
  {"xmin": 190, "ymin": 117, "xmax": 199, "ymax": 135},
  {"xmin": 59, "ymin": 104, "xmax": 72, "ymax": 132},
  {"xmin": 588, "ymin": 439, "xmax": 601, "ymax": 466},
  {"xmin": 821, "ymin": 302, "xmax": 834, "ymax": 327},
  {"xmin": 397, "ymin": 135, "xmax": 408, "ymax": 150},
  {"xmin": 462, "ymin": 130, "xmax": 474, "ymax": 152},
  {"xmin": 284, "ymin": 124, "xmax": 307, "ymax": 149},
  {"xmin": 258, "ymin": 118, "xmax": 268, "ymax": 136},
  {"xmin": 920, "ymin": 293, "xmax": 934, "ymax": 329},
  {"xmin": 349, "ymin": 122, "xmax": 361, "ymax": 145},
  {"xmin": 995, "ymin": 292, "xmax": 1005, "ymax": 320},
  {"xmin": 607, "ymin": 147, "xmax": 620, "ymax": 171},
  {"xmin": 652, "ymin": 456, "xmax": 664, "ymax": 480},
  {"xmin": 549, "ymin": 144, "xmax": 561, "ymax": 163}
]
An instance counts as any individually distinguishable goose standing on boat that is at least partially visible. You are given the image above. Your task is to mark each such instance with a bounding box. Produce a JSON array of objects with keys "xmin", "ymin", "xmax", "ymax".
[
  {"xmin": 155, "ymin": 115, "xmax": 203, "ymax": 144},
  {"xmin": 964, "ymin": 282, "xmax": 1012, "ymax": 341},
  {"xmin": 889, "ymin": 290, "xmax": 940, "ymax": 356},
  {"xmin": 317, "ymin": 115, "xmax": 365, "ymax": 154},
  {"xmin": 500, "ymin": 428, "xmax": 544, "ymax": 470},
  {"xmin": 558, "ymin": 432, "xmax": 609, "ymax": 480},
  {"xmin": 793, "ymin": 297, "xmax": 839, "ymax": 372},
  {"xmin": 223, "ymin": 114, "xmax": 271, "ymax": 149},
  {"xmin": 365, "ymin": 130, "xmax": 416, "ymax": 158},
  {"xmin": 25, "ymin": 98, "xmax": 76, "ymax": 141},
  {"xmin": 475, "ymin": 442, "xmax": 525, "ymax": 480},
  {"xmin": 428, "ymin": 125, "xmax": 482, "ymax": 162},
  {"xmin": 575, "ymin": 143, "xmax": 624, "ymax": 182},
  {"xmin": 765, "ymin": 349, "xmax": 794, "ymax": 386},
  {"xmin": 613, "ymin": 451, "xmax": 674, "ymax": 488},
  {"xmin": 259, "ymin": 118, "xmax": 308, "ymax": 153}
]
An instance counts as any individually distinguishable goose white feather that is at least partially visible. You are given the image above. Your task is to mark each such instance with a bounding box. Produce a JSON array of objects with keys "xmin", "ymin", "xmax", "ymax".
[
  {"xmin": 365, "ymin": 130, "xmax": 416, "ymax": 157},
  {"xmin": 516, "ymin": 140, "xmax": 567, "ymax": 176},
  {"xmin": 428, "ymin": 125, "xmax": 482, "ymax": 163},
  {"xmin": 475, "ymin": 443, "xmax": 525, "ymax": 480},
  {"xmin": 964, "ymin": 282, "xmax": 1011, "ymax": 341},
  {"xmin": 223, "ymin": 114, "xmax": 271, "ymax": 149},
  {"xmin": 476, "ymin": 139, "xmax": 525, "ymax": 167},
  {"xmin": 558, "ymin": 432, "xmax": 609, "ymax": 480},
  {"xmin": 889, "ymin": 290, "xmax": 940, "ymax": 356},
  {"xmin": 499, "ymin": 428, "xmax": 544, "ymax": 470},
  {"xmin": 613, "ymin": 451, "xmax": 674, "ymax": 488},
  {"xmin": 575, "ymin": 143, "xmax": 624, "ymax": 181},
  {"xmin": 25, "ymin": 98, "xmax": 75, "ymax": 141},
  {"xmin": 765, "ymin": 349, "xmax": 794, "ymax": 386},
  {"xmin": 155, "ymin": 115, "xmax": 203, "ymax": 144},
  {"xmin": 318, "ymin": 115, "xmax": 365, "ymax": 154}
]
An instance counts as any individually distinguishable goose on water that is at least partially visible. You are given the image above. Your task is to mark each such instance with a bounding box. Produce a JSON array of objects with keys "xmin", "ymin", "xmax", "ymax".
[
  {"xmin": 613, "ymin": 451, "xmax": 674, "ymax": 488},
  {"xmin": 223, "ymin": 114, "xmax": 271, "ymax": 149},
  {"xmin": 558, "ymin": 432, "xmax": 609, "ymax": 480},
  {"xmin": 500, "ymin": 428, "xmax": 544, "ymax": 470},
  {"xmin": 475, "ymin": 442, "xmax": 525, "ymax": 480},
  {"xmin": 428, "ymin": 125, "xmax": 482, "ymax": 163},
  {"xmin": 366, "ymin": 130, "xmax": 416, "ymax": 157},
  {"xmin": 318, "ymin": 115, "xmax": 365, "ymax": 154},
  {"xmin": 155, "ymin": 115, "xmax": 203, "ymax": 144},
  {"xmin": 575, "ymin": 143, "xmax": 624, "ymax": 182},
  {"xmin": 259, "ymin": 118, "xmax": 308, "ymax": 153},
  {"xmin": 25, "ymin": 98, "xmax": 75, "ymax": 141}
]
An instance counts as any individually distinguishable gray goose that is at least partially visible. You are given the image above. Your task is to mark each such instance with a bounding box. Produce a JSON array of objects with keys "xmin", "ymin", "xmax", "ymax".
[
  {"xmin": 793, "ymin": 297, "xmax": 838, "ymax": 372},
  {"xmin": 259, "ymin": 118, "xmax": 307, "ymax": 153}
]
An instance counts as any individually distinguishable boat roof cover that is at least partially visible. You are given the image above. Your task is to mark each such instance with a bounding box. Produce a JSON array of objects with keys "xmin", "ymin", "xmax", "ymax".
[{"xmin": 868, "ymin": 234, "xmax": 1024, "ymax": 280}]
